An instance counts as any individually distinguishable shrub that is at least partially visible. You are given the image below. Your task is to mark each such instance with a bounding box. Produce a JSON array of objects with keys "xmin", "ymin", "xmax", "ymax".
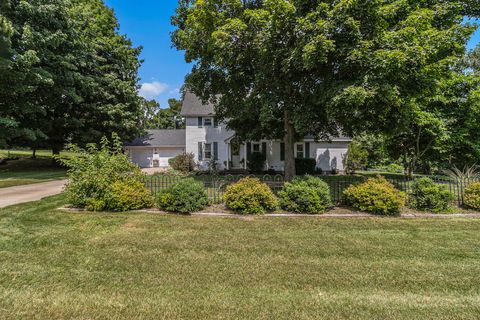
[
  {"xmin": 408, "ymin": 177, "xmax": 453, "ymax": 213},
  {"xmin": 168, "ymin": 153, "xmax": 196, "ymax": 172},
  {"xmin": 464, "ymin": 182, "xmax": 480, "ymax": 210},
  {"xmin": 279, "ymin": 176, "xmax": 332, "ymax": 214},
  {"xmin": 247, "ymin": 152, "xmax": 265, "ymax": 173},
  {"xmin": 345, "ymin": 139, "xmax": 368, "ymax": 174},
  {"xmin": 224, "ymin": 177, "xmax": 278, "ymax": 214},
  {"xmin": 343, "ymin": 176, "xmax": 405, "ymax": 215},
  {"xmin": 58, "ymin": 134, "xmax": 147, "ymax": 210},
  {"xmin": 295, "ymin": 158, "xmax": 316, "ymax": 175},
  {"xmin": 156, "ymin": 178, "xmax": 209, "ymax": 213},
  {"xmin": 104, "ymin": 179, "xmax": 153, "ymax": 212}
]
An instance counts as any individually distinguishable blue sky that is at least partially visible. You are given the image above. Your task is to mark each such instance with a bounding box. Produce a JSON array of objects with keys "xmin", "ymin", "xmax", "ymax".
[{"xmin": 105, "ymin": 0, "xmax": 480, "ymax": 108}]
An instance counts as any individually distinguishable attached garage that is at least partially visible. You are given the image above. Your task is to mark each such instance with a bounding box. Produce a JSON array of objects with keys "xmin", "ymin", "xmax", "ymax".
[
  {"xmin": 130, "ymin": 148, "xmax": 153, "ymax": 168},
  {"xmin": 124, "ymin": 130, "xmax": 186, "ymax": 168}
]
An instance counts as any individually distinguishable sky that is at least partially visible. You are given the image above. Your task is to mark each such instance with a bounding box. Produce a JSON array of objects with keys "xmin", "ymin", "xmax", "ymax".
[{"xmin": 104, "ymin": 0, "xmax": 480, "ymax": 108}]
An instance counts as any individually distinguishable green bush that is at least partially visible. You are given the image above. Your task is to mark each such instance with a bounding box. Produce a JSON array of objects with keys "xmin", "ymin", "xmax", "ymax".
[
  {"xmin": 104, "ymin": 179, "xmax": 153, "ymax": 212},
  {"xmin": 343, "ymin": 176, "xmax": 405, "ymax": 215},
  {"xmin": 279, "ymin": 176, "xmax": 332, "ymax": 214},
  {"xmin": 295, "ymin": 158, "xmax": 316, "ymax": 175},
  {"xmin": 224, "ymin": 177, "xmax": 278, "ymax": 214},
  {"xmin": 156, "ymin": 178, "xmax": 209, "ymax": 213},
  {"xmin": 408, "ymin": 177, "xmax": 453, "ymax": 213},
  {"xmin": 247, "ymin": 152, "xmax": 265, "ymax": 173},
  {"xmin": 168, "ymin": 153, "xmax": 196, "ymax": 172},
  {"xmin": 59, "ymin": 134, "xmax": 150, "ymax": 211},
  {"xmin": 464, "ymin": 182, "xmax": 480, "ymax": 210}
]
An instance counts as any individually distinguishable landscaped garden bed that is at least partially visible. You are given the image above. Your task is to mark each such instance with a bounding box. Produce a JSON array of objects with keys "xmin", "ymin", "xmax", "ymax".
[{"xmin": 58, "ymin": 138, "xmax": 480, "ymax": 216}]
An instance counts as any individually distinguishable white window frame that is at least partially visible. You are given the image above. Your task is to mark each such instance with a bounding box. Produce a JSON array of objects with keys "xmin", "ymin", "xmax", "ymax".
[
  {"xmin": 252, "ymin": 143, "xmax": 261, "ymax": 153},
  {"xmin": 295, "ymin": 143, "xmax": 305, "ymax": 159},
  {"xmin": 203, "ymin": 117, "xmax": 213, "ymax": 127},
  {"xmin": 204, "ymin": 143, "xmax": 212, "ymax": 160}
]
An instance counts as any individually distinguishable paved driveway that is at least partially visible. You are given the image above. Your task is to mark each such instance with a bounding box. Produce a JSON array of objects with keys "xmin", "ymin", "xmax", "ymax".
[{"xmin": 0, "ymin": 180, "xmax": 67, "ymax": 208}]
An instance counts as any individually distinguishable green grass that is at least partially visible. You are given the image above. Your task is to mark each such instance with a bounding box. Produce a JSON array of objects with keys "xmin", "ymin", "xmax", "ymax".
[
  {"xmin": 1, "ymin": 196, "xmax": 480, "ymax": 319},
  {"xmin": 0, "ymin": 157, "xmax": 67, "ymax": 188}
]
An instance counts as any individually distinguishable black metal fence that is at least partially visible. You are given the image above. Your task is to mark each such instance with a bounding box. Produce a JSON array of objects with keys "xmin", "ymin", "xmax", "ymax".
[{"xmin": 143, "ymin": 174, "xmax": 478, "ymax": 206}]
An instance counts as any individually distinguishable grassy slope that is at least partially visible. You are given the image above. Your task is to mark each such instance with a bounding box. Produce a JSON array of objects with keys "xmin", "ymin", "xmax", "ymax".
[
  {"xmin": 0, "ymin": 157, "xmax": 66, "ymax": 188},
  {"xmin": 1, "ymin": 196, "xmax": 479, "ymax": 319}
]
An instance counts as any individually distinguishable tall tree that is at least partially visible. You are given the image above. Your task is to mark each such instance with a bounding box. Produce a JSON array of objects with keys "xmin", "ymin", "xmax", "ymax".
[
  {"xmin": 0, "ymin": 0, "xmax": 143, "ymax": 154},
  {"xmin": 143, "ymin": 98, "xmax": 185, "ymax": 129},
  {"xmin": 172, "ymin": 0, "xmax": 475, "ymax": 180}
]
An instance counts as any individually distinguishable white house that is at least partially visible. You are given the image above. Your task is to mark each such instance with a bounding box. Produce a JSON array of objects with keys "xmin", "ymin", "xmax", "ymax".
[{"xmin": 125, "ymin": 92, "xmax": 352, "ymax": 172}]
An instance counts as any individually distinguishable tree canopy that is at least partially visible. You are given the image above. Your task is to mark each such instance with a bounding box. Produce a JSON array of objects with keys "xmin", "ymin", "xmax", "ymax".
[
  {"xmin": 143, "ymin": 98, "xmax": 185, "ymax": 130},
  {"xmin": 172, "ymin": 0, "xmax": 476, "ymax": 179},
  {"xmin": 0, "ymin": 0, "xmax": 143, "ymax": 152}
]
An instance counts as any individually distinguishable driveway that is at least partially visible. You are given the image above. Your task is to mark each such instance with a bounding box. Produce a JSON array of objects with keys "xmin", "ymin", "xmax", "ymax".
[{"xmin": 0, "ymin": 180, "xmax": 67, "ymax": 208}]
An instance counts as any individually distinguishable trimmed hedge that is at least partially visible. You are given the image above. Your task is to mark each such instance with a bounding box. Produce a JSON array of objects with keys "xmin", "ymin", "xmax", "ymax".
[
  {"xmin": 408, "ymin": 177, "xmax": 453, "ymax": 213},
  {"xmin": 343, "ymin": 176, "xmax": 405, "ymax": 215},
  {"xmin": 279, "ymin": 176, "xmax": 332, "ymax": 214},
  {"xmin": 156, "ymin": 178, "xmax": 209, "ymax": 213},
  {"xmin": 464, "ymin": 182, "xmax": 480, "ymax": 210},
  {"xmin": 224, "ymin": 177, "xmax": 278, "ymax": 214}
]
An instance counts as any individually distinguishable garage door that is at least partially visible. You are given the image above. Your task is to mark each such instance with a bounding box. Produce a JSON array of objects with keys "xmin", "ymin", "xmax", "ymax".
[
  {"xmin": 130, "ymin": 149, "xmax": 152, "ymax": 168},
  {"xmin": 159, "ymin": 148, "xmax": 184, "ymax": 167}
]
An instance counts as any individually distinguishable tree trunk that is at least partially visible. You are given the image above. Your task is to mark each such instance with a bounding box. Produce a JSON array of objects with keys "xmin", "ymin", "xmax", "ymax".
[
  {"xmin": 32, "ymin": 148, "xmax": 36, "ymax": 159},
  {"xmin": 51, "ymin": 146, "xmax": 61, "ymax": 167},
  {"xmin": 284, "ymin": 109, "xmax": 296, "ymax": 181}
]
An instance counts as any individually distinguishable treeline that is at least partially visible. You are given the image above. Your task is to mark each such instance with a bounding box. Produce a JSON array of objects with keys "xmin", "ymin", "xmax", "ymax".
[
  {"xmin": 348, "ymin": 44, "xmax": 480, "ymax": 175},
  {"xmin": 0, "ymin": 0, "xmax": 143, "ymax": 153}
]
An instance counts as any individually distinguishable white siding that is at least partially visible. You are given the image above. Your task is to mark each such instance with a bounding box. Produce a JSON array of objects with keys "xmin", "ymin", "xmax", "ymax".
[
  {"xmin": 185, "ymin": 116, "xmax": 235, "ymax": 170},
  {"xmin": 126, "ymin": 147, "xmax": 185, "ymax": 168},
  {"xmin": 127, "ymin": 148, "xmax": 152, "ymax": 168},
  {"xmin": 266, "ymin": 141, "xmax": 349, "ymax": 172}
]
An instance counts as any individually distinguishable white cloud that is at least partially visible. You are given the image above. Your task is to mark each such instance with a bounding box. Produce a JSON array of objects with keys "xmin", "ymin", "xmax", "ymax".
[{"xmin": 139, "ymin": 81, "xmax": 168, "ymax": 99}]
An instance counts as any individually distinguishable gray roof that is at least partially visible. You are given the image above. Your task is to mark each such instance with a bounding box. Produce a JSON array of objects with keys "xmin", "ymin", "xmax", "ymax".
[
  {"xmin": 180, "ymin": 91, "xmax": 215, "ymax": 116},
  {"xmin": 304, "ymin": 135, "xmax": 352, "ymax": 142},
  {"xmin": 124, "ymin": 129, "xmax": 186, "ymax": 147}
]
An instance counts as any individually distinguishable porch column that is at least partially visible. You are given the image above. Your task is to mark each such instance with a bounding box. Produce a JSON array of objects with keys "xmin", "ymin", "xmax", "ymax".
[
  {"xmin": 244, "ymin": 143, "xmax": 248, "ymax": 169},
  {"xmin": 226, "ymin": 143, "xmax": 230, "ymax": 170}
]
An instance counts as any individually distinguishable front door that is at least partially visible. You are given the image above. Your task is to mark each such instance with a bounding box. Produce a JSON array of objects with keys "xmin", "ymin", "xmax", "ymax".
[{"xmin": 231, "ymin": 139, "xmax": 241, "ymax": 168}]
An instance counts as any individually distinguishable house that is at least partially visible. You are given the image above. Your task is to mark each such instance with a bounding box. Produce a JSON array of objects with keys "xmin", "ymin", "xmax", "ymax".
[{"xmin": 125, "ymin": 92, "xmax": 352, "ymax": 172}]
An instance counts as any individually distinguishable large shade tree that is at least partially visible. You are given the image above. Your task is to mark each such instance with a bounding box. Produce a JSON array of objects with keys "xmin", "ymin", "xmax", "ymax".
[
  {"xmin": 172, "ymin": 0, "xmax": 476, "ymax": 179},
  {"xmin": 0, "ymin": 0, "xmax": 143, "ymax": 153}
]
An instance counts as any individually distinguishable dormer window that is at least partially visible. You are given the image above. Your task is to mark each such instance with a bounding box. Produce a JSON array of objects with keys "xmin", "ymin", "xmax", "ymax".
[{"xmin": 204, "ymin": 118, "xmax": 212, "ymax": 127}]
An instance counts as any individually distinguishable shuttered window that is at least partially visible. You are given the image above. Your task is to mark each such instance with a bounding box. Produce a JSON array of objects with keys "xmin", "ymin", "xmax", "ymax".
[
  {"xmin": 198, "ymin": 142, "xmax": 203, "ymax": 160},
  {"xmin": 213, "ymin": 142, "xmax": 218, "ymax": 160},
  {"xmin": 262, "ymin": 142, "xmax": 267, "ymax": 160},
  {"xmin": 305, "ymin": 142, "xmax": 310, "ymax": 158},
  {"xmin": 198, "ymin": 117, "xmax": 203, "ymax": 128},
  {"xmin": 280, "ymin": 142, "xmax": 285, "ymax": 161},
  {"xmin": 204, "ymin": 143, "xmax": 212, "ymax": 160},
  {"xmin": 296, "ymin": 144, "xmax": 304, "ymax": 159}
]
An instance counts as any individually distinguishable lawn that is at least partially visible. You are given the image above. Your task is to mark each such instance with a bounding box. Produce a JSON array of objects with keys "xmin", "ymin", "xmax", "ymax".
[
  {"xmin": 1, "ymin": 196, "xmax": 479, "ymax": 319},
  {"xmin": 0, "ymin": 154, "xmax": 67, "ymax": 188}
]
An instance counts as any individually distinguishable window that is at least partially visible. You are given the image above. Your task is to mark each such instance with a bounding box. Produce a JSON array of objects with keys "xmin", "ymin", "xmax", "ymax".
[
  {"xmin": 252, "ymin": 143, "xmax": 261, "ymax": 153},
  {"xmin": 204, "ymin": 143, "xmax": 212, "ymax": 159},
  {"xmin": 296, "ymin": 143, "xmax": 304, "ymax": 159},
  {"xmin": 203, "ymin": 118, "xmax": 213, "ymax": 127}
]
